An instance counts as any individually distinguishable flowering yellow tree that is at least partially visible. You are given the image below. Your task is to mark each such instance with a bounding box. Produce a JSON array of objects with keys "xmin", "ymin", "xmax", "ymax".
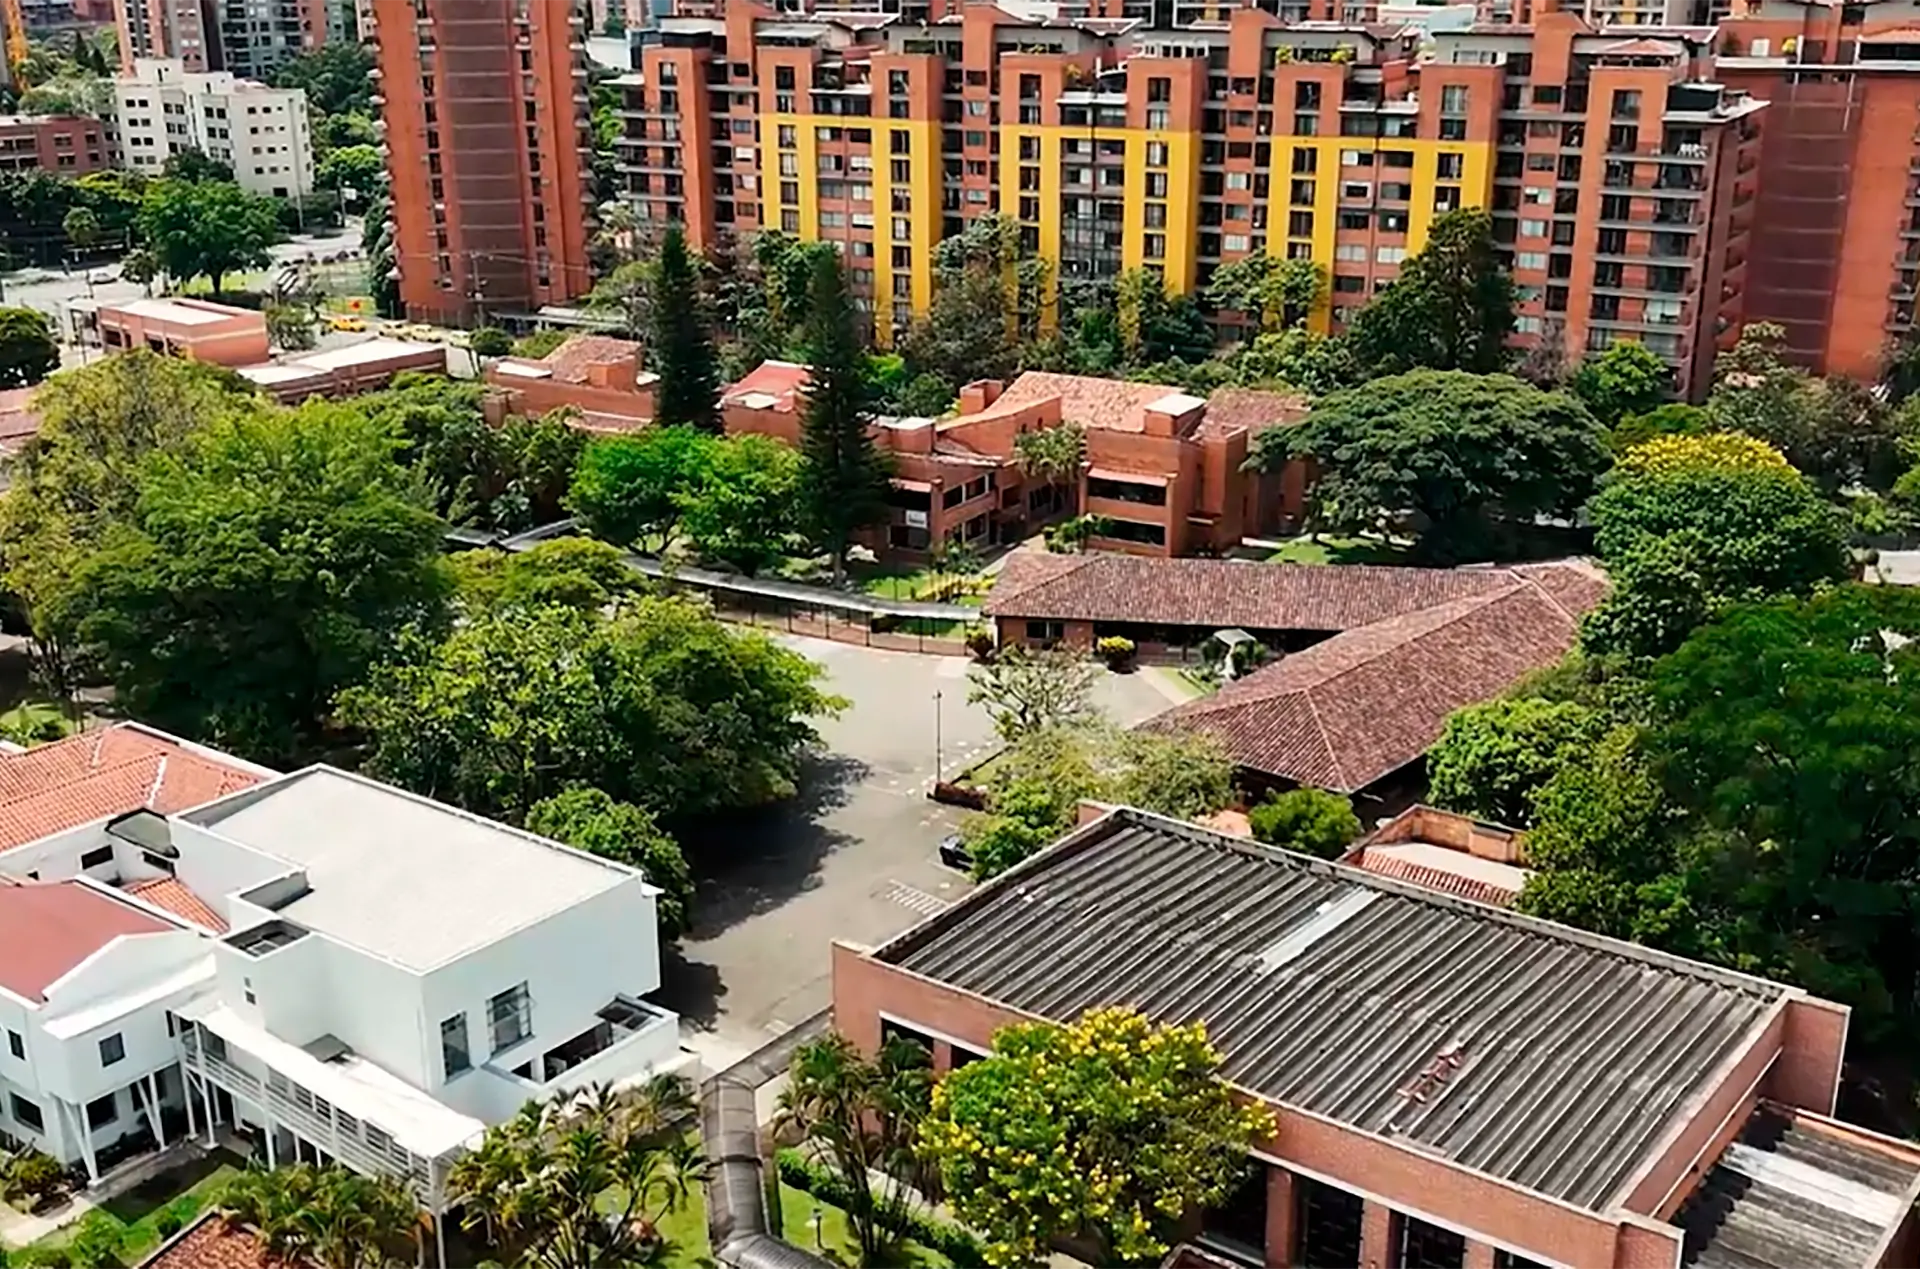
[
  {"xmin": 919, "ymin": 1007, "xmax": 1274, "ymax": 1267},
  {"xmin": 1616, "ymin": 431, "xmax": 1794, "ymax": 477}
]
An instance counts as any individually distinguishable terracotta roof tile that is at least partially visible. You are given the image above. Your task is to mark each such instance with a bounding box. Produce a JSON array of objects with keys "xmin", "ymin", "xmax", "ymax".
[
  {"xmin": 0, "ymin": 724, "xmax": 270, "ymax": 854},
  {"xmin": 1196, "ymin": 387, "xmax": 1311, "ymax": 440},
  {"xmin": 125, "ymin": 876, "xmax": 229, "ymax": 933},
  {"xmin": 995, "ymin": 371, "xmax": 1186, "ymax": 434},
  {"xmin": 984, "ymin": 552, "xmax": 1523, "ymax": 631},
  {"xmin": 538, "ymin": 335, "xmax": 644, "ymax": 385},
  {"xmin": 1144, "ymin": 570, "xmax": 1605, "ymax": 791},
  {"xmin": 1352, "ymin": 850, "xmax": 1520, "ymax": 907},
  {"xmin": 0, "ymin": 880, "xmax": 175, "ymax": 1001},
  {"xmin": 137, "ymin": 1213, "xmax": 303, "ymax": 1269}
]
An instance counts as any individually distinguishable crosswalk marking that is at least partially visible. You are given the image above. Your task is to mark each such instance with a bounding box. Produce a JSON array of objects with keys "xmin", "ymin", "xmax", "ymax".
[{"xmin": 882, "ymin": 880, "xmax": 950, "ymax": 916}]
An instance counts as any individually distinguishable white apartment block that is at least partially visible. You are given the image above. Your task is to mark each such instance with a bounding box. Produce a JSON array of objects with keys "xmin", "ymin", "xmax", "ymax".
[
  {"xmin": 0, "ymin": 726, "xmax": 686, "ymax": 1260},
  {"xmin": 112, "ymin": 58, "xmax": 315, "ymax": 198}
]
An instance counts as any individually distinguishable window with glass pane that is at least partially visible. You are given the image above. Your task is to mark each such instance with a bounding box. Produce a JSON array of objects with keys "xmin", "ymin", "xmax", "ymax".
[{"xmin": 489, "ymin": 983, "xmax": 532, "ymax": 1053}]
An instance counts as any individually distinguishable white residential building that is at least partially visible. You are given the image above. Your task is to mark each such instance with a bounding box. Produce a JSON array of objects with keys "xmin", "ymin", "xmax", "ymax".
[
  {"xmin": 111, "ymin": 58, "xmax": 315, "ymax": 198},
  {"xmin": 0, "ymin": 726, "xmax": 686, "ymax": 1258}
]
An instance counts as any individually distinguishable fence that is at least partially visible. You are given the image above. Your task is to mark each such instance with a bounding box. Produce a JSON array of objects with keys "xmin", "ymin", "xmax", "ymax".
[{"xmin": 697, "ymin": 586, "xmax": 980, "ymax": 657}]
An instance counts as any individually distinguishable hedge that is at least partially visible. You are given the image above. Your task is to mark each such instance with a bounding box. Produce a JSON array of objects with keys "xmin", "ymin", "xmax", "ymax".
[{"xmin": 775, "ymin": 1149, "xmax": 988, "ymax": 1267}]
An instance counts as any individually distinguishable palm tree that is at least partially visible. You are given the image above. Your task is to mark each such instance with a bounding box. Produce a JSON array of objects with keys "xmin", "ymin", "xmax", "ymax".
[
  {"xmin": 1013, "ymin": 423, "xmax": 1087, "ymax": 519},
  {"xmin": 216, "ymin": 1164, "xmax": 418, "ymax": 1269},
  {"xmin": 775, "ymin": 1032, "xmax": 933, "ymax": 1266},
  {"xmin": 448, "ymin": 1077, "xmax": 705, "ymax": 1269}
]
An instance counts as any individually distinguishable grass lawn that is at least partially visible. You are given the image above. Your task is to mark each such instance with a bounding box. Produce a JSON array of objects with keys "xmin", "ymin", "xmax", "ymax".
[
  {"xmin": 28, "ymin": 1151, "xmax": 243, "ymax": 1264},
  {"xmin": 776, "ymin": 1182, "xmax": 953, "ymax": 1269},
  {"xmin": 1265, "ymin": 534, "xmax": 1414, "ymax": 566}
]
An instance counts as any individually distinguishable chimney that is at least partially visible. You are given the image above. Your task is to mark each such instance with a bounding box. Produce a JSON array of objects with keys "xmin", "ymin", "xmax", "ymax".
[{"xmin": 958, "ymin": 379, "xmax": 1004, "ymax": 414}]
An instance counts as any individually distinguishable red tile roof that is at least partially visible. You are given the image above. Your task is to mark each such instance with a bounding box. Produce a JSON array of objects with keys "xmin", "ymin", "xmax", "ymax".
[
  {"xmin": 538, "ymin": 335, "xmax": 644, "ymax": 385},
  {"xmin": 984, "ymin": 552, "xmax": 1522, "ymax": 631},
  {"xmin": 1195, "ymin": 387, "xmax": 1311, "ymax": 440},
  {"xmin": 0, "ymin": 880, "xmax": 175, "ymax": 1001},
  {"xmin": 137, "ymin": 1213, "xmax": 303, "ymax": 1269},
  {"xmin": 125, "ymin": 876, "xmax": 229, "ymax": 932},
  {"xmin": 1143, "ymin": 564, "xmax": 1606, "ymax": 792},
  {"xmin": 1351, "ymin": 850, "xmax": 1520, "ymax": 907},
  {"xmin": 0, "ymin": 724, "xmax": 270, "ymax": 854},
  {"xmin": 721, "ymin": 359, "xmax": 812, "ymax": 413},
  {"xmin": 995, "ymin": 371, "xmax": 1188, "ymax": 434}
]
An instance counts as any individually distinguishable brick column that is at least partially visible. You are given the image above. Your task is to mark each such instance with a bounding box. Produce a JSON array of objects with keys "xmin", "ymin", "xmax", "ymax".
[
  {"xmin": 1263, "ymin": 1167, "xmax": 1297, "ymax": 1268},
  {"xmin": 1360, "ymin": 1200, "xmax": 1396, "ymax": 1269},
  {"xmin": 1465, "ymin": 1239, "xmax": 1497, "ymax": 1269}
]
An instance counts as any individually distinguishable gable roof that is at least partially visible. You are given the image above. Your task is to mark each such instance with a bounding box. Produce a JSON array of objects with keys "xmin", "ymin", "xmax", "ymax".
[
  {"xmin": 0, "ymin": 879, "xmax": 175, "ymax": 1002},
  {"xmin": 995, "ymin": 371, "xmax": 1187, "ymax": 434},
  {"xmin": 1144, "ymin": 565, "xmax": 1606, "ymax": 791},
  {"xmin": 0, "ymin": 724, "xmax": 271, "ymax": 855},
  {"xmin": 1195, "ymin": 386, "xmax": 1311, "ymax": 440},
  {"xmin": 126, "ymin": 875, "xmax": 229, "ymax": 932},
  {"xmin": 539, "ymin": 334, "xmax": 644, "ymax": 384},
  {"xmin": 983, "ymin": 552, "xmax": 1522, "ymax": 631}
]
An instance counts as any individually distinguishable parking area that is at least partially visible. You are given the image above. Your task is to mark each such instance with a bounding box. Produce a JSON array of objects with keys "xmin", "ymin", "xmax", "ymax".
[{"xmin": 658, "ymin": 635, "xmax": 1173, "ymax": 1067}]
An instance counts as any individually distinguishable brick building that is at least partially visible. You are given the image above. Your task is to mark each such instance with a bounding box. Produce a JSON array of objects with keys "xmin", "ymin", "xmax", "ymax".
[
  {"xmin": 833, "ymin": 806, "xmax": 1920, "ymax": 1269},
  {"xmin": 0, "ymin": 115, "xmax": 108, "ymax": 176},
  {"xmin": 615, "ymin": 1, "xmax": 1759, "ymax": 395},
  {"xmin": 370, "ymin": 0, "xmax": 596, "ymax": 324},
  {"xmin": 89, "ymin": 297, "xmax": 271, "ymax": 367}
]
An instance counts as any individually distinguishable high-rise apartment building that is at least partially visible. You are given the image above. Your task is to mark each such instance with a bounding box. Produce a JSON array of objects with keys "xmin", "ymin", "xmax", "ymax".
[
  {"xmin": 371, "ymin": 0, "xmax": 596, "ymax": 325},
  {"xmin": 113, "ymin": 0, "xmax": 329, "ymax": 76},
  {"xmin": 618, "ymin": 2, "xmax": 1758, "ymax": 395}
]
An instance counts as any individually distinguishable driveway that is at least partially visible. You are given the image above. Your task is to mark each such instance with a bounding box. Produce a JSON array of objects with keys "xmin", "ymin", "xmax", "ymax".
[{"xmin": 657, "ymin": 636, "xmax": 1172, "ymax": 1067}]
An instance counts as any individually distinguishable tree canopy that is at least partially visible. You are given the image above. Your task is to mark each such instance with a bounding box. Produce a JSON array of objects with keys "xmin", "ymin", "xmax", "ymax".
[
  {"xmin": 138, "ymin": 177, "xmax": 280, "ymax": 295},
  {"xmin": 1254, "ymin": 369, "xmax": 1609, "ymax": 562},
  {"xmin": 795, "ymin": 251, "xmax": 891, "ymax": 583},
  {"xmin": 1246, "ymin": 788, "xmax": 1363, "ymax": 857},
  {"xmin": 61, "ymin": 401, "xmax": 447, "ymax": 763},
  {"xmin": 921, "ymin": 1007, "xmax": 1274, "ymax": 1268},
  {"xmin": 0, "ymin": 306, "xmax": 58, "ymax": 388},
  {"xmin": 1570, "ymin": 341, "xmax": 1670, "ymax": 428},
  {"xmin": 1344, "ymin": 208, "xmax": 1515, "ymax": 375},
  {"xmin": 337, "ymin": 595, "xmax": 841, "ymax": 825},
  {"xmin": 649, "ymin": 223, "xmax": 721, "ymax": 431},
  {"xmin": 1427, "ymin": 697, "xmax": 1609, "ymax": 827},
  {"xmin": 568, "ymin": 426, "xmax": 719, "ymax": 548},
  {"xmin": 526, "ymin": 786, "xmax": 693, "ymax": 936},
  {"xmin": 215, "ymin": 1164, "xmax": 419, "ymax": 1269}
]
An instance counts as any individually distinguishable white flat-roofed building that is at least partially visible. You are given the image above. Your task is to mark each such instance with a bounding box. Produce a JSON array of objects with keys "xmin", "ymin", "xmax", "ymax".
[
  {"xmin": 0, "ymin": 740, "xmax": 684, "ymax": 1243},
  {"xmin": 112, "ymin": 58, "xmax": 315, "ymax": 198}
]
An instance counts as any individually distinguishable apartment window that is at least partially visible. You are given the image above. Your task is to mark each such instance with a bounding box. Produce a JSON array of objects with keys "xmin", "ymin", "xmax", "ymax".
[
  {"xmin": 1025, "ymin": 620, "xmax": 1066, "ymax": 643},
  {"xmin": 1146, "ymin": 141, "xmax": 1168, "ymax": 167},
  {"xmin": 1613, "ymin": 89, "xmax": 1641, "ymax": 120},
  {"xmin": 1293, "ymin": 148, "xmax": 1318, "ymax": 174},
  {"xmin": 1288, "ymin": 211, "xmax": 1314, "ymax": 237},
  {"xmin": 1145, "ymin": 203, "xmax": 1168, "ymax": 228},
  {"xmin": 891, "ymin": 130, "xmax": 911, "ymax": 155},
  {"xmin": 1334, "ymin": 243, "xmax": 1367, "ymax": 262},
  {"xmin": 99, "ymin": 1034, "xmax": 124, "ymax": 1066},
  {"xmin": 441, "ymin": 1012, "xmax": 471, "ymax": 1078},
  {"xmin": 489, "ymin": 983, "xmax": 532, "ymax": 1053},
  {"xmin": 1519, "ymin": 219, "xmax": 1546, "ymax": 238},
  {"xmin": 1436, "ymin": 153, "xmax": 1463, "ymax": 180},
  {"xmin": 1375, "ymin": 246, "xmax": 1408, "ymax": 264},
  {"xmin": 1515, "ymin": 251, "xmax": 1548, "ymax": 270},
  {"xmin": 79, "ymin": 845, "xmax": 112, "ymax": 869},
  {"xmin": 6, "ymin": 1030, "xmax": 20, "ymax": 1060},
  {"xmin": 1145, "ymin": 234, "xmax": 1166, "ymax": 259},
  {"xmin": 1223, "ymin": 233, "xmax": 1251, "ymax": 253},
  {"xmin": 1226, "ymin": 171, "xmax": 1250, "ymax": 191},
  {"xmin": 1146, "ymin": 173, "xmax": 1168, "ymax": 197},
  {"xmin": 1146, "ymin": 108, "xmax": 1170, "ymax": 131},
  {"xmin": 9, "ymin": 1094, "xmax": 43, "ymax": 1133},
  {"xmin": 1439, "ymin": 85, "xmax": 1469, "ymax": 113},
  {"xmin": 85, "ymin": 1094, "xmax": 117, "ymax": 1131}
]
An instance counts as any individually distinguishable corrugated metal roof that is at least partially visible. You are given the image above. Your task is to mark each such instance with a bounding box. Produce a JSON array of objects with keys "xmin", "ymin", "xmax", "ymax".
[{"xmin": 882, "ymin": 810, "xmax": 1787, "ymax": 1211}]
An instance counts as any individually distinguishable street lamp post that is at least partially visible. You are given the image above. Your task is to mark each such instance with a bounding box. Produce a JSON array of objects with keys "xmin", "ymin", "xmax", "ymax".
[{"xmin": 934, "ymin": 688, "xmax": 944, "ymax": 781}]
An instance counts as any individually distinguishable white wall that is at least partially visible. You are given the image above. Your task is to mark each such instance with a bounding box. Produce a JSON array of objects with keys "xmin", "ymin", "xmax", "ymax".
[
  {"xmin": 167, "ymin": 821, "xmax": 289, "ymax": 922},
  {"xmin": 424, "ymin": 879, "xmax": 660, "ymax": 1118},
  {"xmin": 37, "ymin": 932, "xmax": 210, "ymax": 1105}
]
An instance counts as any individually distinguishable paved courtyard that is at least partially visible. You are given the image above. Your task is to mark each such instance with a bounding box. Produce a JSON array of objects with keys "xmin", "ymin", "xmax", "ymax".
[{"xmin": 657, "ymin": 635, "xmax": 1174, "ymax": 1067}]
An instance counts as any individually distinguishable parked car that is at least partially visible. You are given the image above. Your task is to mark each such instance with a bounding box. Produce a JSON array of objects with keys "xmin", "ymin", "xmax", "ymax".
[
  {"xmin": 937, "ymin": 832, "xmax": 971, "ymax": 873},
  {"xmin": 328, "ymin": 315, "xmax": 367, "ymax": 332},
  {"xmin": 87, "ymin": 268, "xmax": 117, "ymax": 284}
]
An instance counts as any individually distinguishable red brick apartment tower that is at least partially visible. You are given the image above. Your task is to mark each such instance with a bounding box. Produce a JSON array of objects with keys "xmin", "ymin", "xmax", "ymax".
[
  {"xmin": 1716, "ymin": 0, "xmax": 1920, "ymax": 379},
  {"xmin": 371, "ymin": 0, "xmax": 595, "ymax": 325},
  {"xmin": 113, "ymin": 0, "xmax": 214, "ymax": 70}
]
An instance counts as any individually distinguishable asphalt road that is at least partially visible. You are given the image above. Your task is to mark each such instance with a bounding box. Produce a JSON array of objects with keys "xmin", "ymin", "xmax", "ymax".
[{"xmin": 657, "ymin": 635, "xmax": 1173, "ymax": 1069}]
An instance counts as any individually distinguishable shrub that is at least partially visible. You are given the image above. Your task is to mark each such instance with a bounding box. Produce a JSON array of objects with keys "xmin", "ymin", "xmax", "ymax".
[
  {"xmin": 12, "ymin": 1247, "xmax": 71, "ymax": 1269},
  {"xmin": 468, "ymin": 326, "xmax": 513, "ymax": 358},
  {"xmin": 964, "ymin": 629, "xmax": 995, "ymax": 662},
  {"xmin": 1095, "ymin": 635, "xmax": 1136, "ymax": 670},
  {"xmin": 5, "ymin": 1150, "xmax": 67, "ymax": 1208},
  {"xmin": 1248, "ymin": 788, "xmax": 1362, "ymax": 858},
  {"xmin": 776, "ymin": 1149, "xmax": 988, "ymax": 1266},
  {"xmin": 153, "ymin": 1210, "xmax": 184, "ymax": 1239},
  {"xmin": 65, "ymin": 1214, "xmax": 121, "ymax": 1269}
]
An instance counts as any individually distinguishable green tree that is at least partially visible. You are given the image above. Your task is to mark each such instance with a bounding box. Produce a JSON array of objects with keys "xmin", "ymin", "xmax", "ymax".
[
  {"xmin": 1252, "ymin": 370, "xmax": 1609, "ymax": 563},
  {"xmin": 1608, "ymin": 401, "xmax": 1706, "ymax": 454},
  {"xmin": 568, "ymin": 426, "xmax": 719, "ymax": 548},
  {"xmin": 921, "ymin": 1007, "xmax": 1275, "ymax": 1269},
  {"xmin": 450, "ymin": 537, "xmax": 637, "ymax": 613},
  {"xmin": 467, "ymin": 327, "xmax": 512, "ymax": 358},
  {"xmin": 649, "ymin": 224, "xmax": 721, "ymax": 431},
  {"xmin": 0, "ymin": 307, "xmax": 57, "ymax": 388},
  {"xmin": 678, "ymin": 433, "xmax": 800, "ymax": 575},
  {"xmin": 967, "ymin": 643, "xmax": 1101, "ymax": 743},
  {"xmin": 777, "ymin": 1033, "xmax": 933, "ymax": 1267},
  {"xmin": 527, "ymin": 787, "xmax": 693, "ymax": 936},
  {"xmin": 795, "ymin": 251, "xmax": 891, "ymax": 584},
  {"xmin": 1582, "ymin": 432, "xmax": 1848, "ymax": 660},
  {"xmin": 513, "ymin": 328, "xmax": 570, "ymax": 360},
  {"xmin": 270, "ymin": 42, "xmax": 377, "ymax": 116},
  {"xmin": 1427, "ymin": 697, "xmax": 1608, "ymax": 827},
  {"xmin": 1234, "ymin": 327, "xmax": 1359, "ymax": 395},
  {"xmin": 337, "ymin": 595, "xmax": 841, "ymax": 823},
  {"xmin": 138, "ymin": 178, "xmax": 279, "ymax": 296},
  {"xmin": 63, "ymin": 400, "xmax": 447, "ymax": 761},
  {"xmin": 215, "ymin": 1164, "xmax": 420, "ymax": 1269},
  {"xmin": 1203, "ymin": 253, "xmax": 1325, "ymax": 334},
  {"xmin": 449, "ymin": 1080, "xmax": 705, "ymax": 1269},
  {"xmin": 161, "ymin": 148, "xmax": 235, "ymax": 184},
  {"xmin": 264, "ymin": 302, "xmax": 317, "ymax": 351},
  {"xmin": 315, "ymin": 144, "xmax": 387, "ymax": 201},
  {"xmin": 1345, "ymin": 208, "xmax": 1514, "ymax": 374},
  {"xmin": 1246, "ymin": 788, "xmax": 1363, "ymax": 857},
  {"xmin": 1569, "ymin": 341, "xmax": 1669, "ymax": 428},
  {"xmin": 60, "ymin": 205, "xmax": 98, "ymax": 256}
]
